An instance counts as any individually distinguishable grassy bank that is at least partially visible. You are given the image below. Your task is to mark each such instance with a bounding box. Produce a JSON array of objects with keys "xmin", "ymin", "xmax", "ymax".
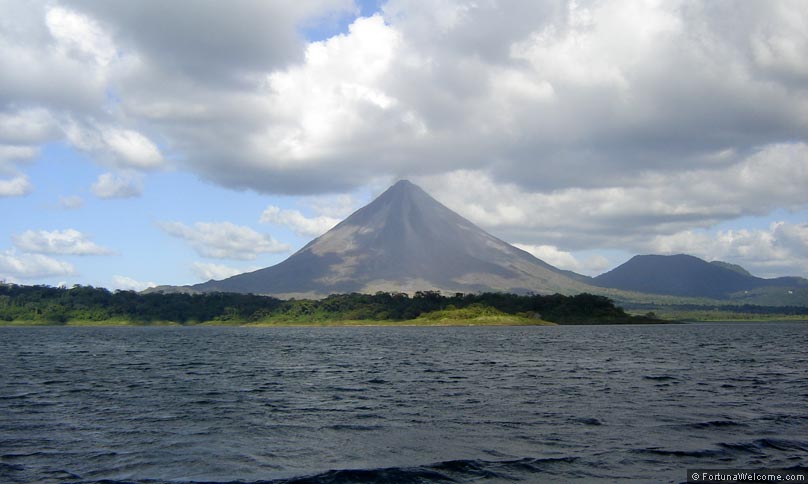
[
  {"xmin": 233, "ymin": 307, "xmax": 556, "ymax": 327},
  {"xmin": 245, "ymin": 317, "xmax": 556, "ymax": 327}
]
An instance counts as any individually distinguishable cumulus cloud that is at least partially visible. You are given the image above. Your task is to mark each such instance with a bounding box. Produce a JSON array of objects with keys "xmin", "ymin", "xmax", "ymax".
[
  {"xmin": 45, "ymin": 5, "xmax": 116, "ymax": 67},
  {"xmin": 0, "ymin": 175, "xmax": 33, "ymax": 197},
  {"xmin": 102, "ymin": 129, "xmax": 163, "ymax": 168},
  {"xmin": 65, "ymin": 122, "xmax": 165, "ymax": 170},
  {"xmin": 5, "ymin": 2, "xmax": 807, "ymax": 194},
  {"xmin": 0, "ymin": 1, "xmax": 111, "ymax": 118},
  {"xmin": 110, "ymin": 275, "xmax": 156, "ymax": 292},
  {"xmin": 0, "ymin": 2, "xmax": 164, "ymax": 173},
  {"xmin": 166, "ymin": 0, "xmax": 804, "ymax": 194},
  {"xmin": 260, "ymin": 206, "xmax": 340, "ymax": 237},
  {"xmin": 2, "ymin": 1, "xmax": 357, "ymax": 181},
  {"xmin": 70, "ymin": 0, "xmax": 355, "ymax": 84},
  {"xmin": 0, "ymin": 108, "xmax": 56, "ymax": 148},
  {"xmin": 191, "ymin": 262, "xmax": 252, "ymax": 281},
  {"xmin": 513, "ymin": 244, "xmax": 582, "ymax": 271},
  {"xmin": 12, "ymin": 229, "xmax": 112, "ymax": 255},
  {"xmin": 158, "ymin": 221, "xmax": 290, "ymax": 260},
  {"xmin": 0, "ymin": 249, "xmax": 75, "ymax": 280},
  {"xmin": 91, "ymin": 172, "xmax": 142, "ymax": 199}
]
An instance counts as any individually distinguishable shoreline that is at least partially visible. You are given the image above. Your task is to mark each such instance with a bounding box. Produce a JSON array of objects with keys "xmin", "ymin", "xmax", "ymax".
[
  {"xmin": 0, "ymin": 319, "xmax": 558, "ymax": 328},
  {"xmin": 5, "ymin": 318, "xmax": 805, "ymax": 328},
  {"xmin": 0, "ymin": 319, "xmax": 693, "ymax": 327}
]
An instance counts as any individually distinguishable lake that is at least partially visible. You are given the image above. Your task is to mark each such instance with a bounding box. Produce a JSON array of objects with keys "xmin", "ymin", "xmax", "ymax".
[{"xmin": 1, "ymin": 322, "xmax": 806, "ymax": 483}]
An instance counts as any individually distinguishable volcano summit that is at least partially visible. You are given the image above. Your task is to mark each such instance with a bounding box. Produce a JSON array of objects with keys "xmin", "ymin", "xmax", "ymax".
[{"xmin": 184, "ymin": 180, "xmax": 592, "ymax": 298}]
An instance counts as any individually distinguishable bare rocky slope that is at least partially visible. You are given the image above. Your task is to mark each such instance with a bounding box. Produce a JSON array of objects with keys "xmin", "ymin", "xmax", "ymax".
[{"xmin": 180, "ymin": 180, "xmax": 595, "ymax": 298}]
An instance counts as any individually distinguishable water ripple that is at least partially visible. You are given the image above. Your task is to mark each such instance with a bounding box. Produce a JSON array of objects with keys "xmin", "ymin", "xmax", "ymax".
[{"xmin": 1, "ymin": 323, "xmax": 806, "ymax": 483}]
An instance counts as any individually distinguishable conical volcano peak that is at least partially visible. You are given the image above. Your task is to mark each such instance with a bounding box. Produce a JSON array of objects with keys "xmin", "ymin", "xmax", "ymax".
[
  {"xmin": 190, "ymin": 180, "xmax": 591, "ymax": 297},
  {"xmin": 344, "ymin": 178, "xmax": 449, "ymax": 228},
  {"xmin": 375, "ymin": 179, "xmax": 427, "ymax": 201},
  {"xmin": 392, "ymin": 178, "xmax": 414, "ymax": 188}
]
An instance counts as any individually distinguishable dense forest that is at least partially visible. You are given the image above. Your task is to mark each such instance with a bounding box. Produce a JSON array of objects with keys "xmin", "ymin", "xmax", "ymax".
[{"xmin": 0, "ymin": 283, "xmax": 656, "ymax": 325}]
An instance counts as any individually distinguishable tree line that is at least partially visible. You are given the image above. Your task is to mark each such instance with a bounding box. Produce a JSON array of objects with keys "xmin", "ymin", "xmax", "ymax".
[{"xmin": 0, "ymin": 283, "xmax": 649, "ymax": 324}]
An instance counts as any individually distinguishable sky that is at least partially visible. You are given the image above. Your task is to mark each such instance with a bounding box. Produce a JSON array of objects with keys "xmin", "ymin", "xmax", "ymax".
[{"xmin": 1, "ymin": 0, "xmax": 807, "ymax": 291}]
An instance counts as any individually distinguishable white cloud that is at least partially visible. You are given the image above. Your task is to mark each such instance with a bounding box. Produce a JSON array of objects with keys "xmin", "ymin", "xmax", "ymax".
[
  {"xmin": 113, "ymin": 0, "xmax": 803, "ymax": 201},
  {"xmin": 110, "ymin": 275, "xmax": 156, "ymax": 292},
  {"xmin": 749, "ymin": 2, "xmax": 808, "ymax": 82},
  {"xmin": 101, "ymin": 128, "xmax": 164, "ymax": 169},
  {"xmin": 191, "ymin": 262, "xmax": 252, "ymax": 281},
  {"xmin": 257, "ymin": 15, "xmax": 403, "ymax": 162},
  {"xmin": 513, "ymin": 243, "xmax": 582, "ymax": 272},
  {"xmin": 45, "ymin": 5, "xmax": 117, "ymax": 67},
  {"xmin": 511, "ymin": 0, "xmax": 679, "ymax": 89},
  {"xmin": 6, "ymin": 1, "xmax": 807, "ymax": 196},
  {"xmin": 65, "ymin": 122, "xmax": 165, "ymax": 170},
  {"xmin": 0, "ymin": 249, "xmax": 75, "ymax": 280},
  {"xmin": 0, "ymin": 108, "xmax": 55, "ymax": 145},
  {"xmin": 158, "ymin": 221, "xmax": 290, "ymax": 260},
  {"xmin": 0, "ymin": 175, "xmax": 33, "ymax": 197},
  {"xmin": 91, "ymin": 172, "xmax": 142, "ymax": 199},
  {"xmin": 72, "ymin": 0, "xmax": 355, "ymax": 84},
  {"xmin": 58, "ymin": 195, "xmax": 84, "ymax": 209},
  {"xmin": 260, "ymin": 205, "xmax": 340, "ymax": 237},
  {"xmin": 0, "ymin": 4, "xmax": 162, "ymax": 176},
  {"xmin": 0, "ymin": 1, "xmax": 107, "ymax": 104},
  {"xmin": 12, "ymin": 229, "xmax": 112, "ymax": 255},
  {"xmin": 0, "ymin": 146, "xmax": 38, "ymax": 173}
]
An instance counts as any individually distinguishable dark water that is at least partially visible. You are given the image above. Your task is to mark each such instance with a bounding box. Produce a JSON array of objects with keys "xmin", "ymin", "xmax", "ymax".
[{"xmin": 1, "ymin": 323, "xmax": 807, "ymax": 484}]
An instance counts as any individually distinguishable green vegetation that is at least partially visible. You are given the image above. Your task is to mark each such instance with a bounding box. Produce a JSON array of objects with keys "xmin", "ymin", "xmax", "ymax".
[
  {"xmin": 626, "ymin": 307, "xmax": 808, "ymax": 322},
  {"xmin": 413, "ymin": 304, "xmax": 554, "ymax": 326},
  {"xmin": 0, "ymin": 283, "xmax": 658, "ymax": 326},
  {"xmin": 622, "ymin": 300, "xmax": 808, "ymax": 322}
]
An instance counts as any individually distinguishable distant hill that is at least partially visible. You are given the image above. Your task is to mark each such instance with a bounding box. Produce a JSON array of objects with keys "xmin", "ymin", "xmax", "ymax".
[
  {"xmin": 172, "ymin": 180, "xmax": 595, "ymax": 298},
  {"xmin": 592, "ymin": 254, "xmax": 808, "ymax": 300}
]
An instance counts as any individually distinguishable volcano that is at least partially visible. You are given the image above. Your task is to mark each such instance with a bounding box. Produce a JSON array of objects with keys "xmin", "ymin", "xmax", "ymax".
[{"xmin": 184, "ymin": 180, "xmax": 592, "ymax": 297}]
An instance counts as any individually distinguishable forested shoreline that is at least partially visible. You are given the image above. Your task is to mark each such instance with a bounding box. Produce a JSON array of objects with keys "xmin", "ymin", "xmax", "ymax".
[{"xmin": 0, "ymin": 283, "xmax": 659, "ymax": 325}]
